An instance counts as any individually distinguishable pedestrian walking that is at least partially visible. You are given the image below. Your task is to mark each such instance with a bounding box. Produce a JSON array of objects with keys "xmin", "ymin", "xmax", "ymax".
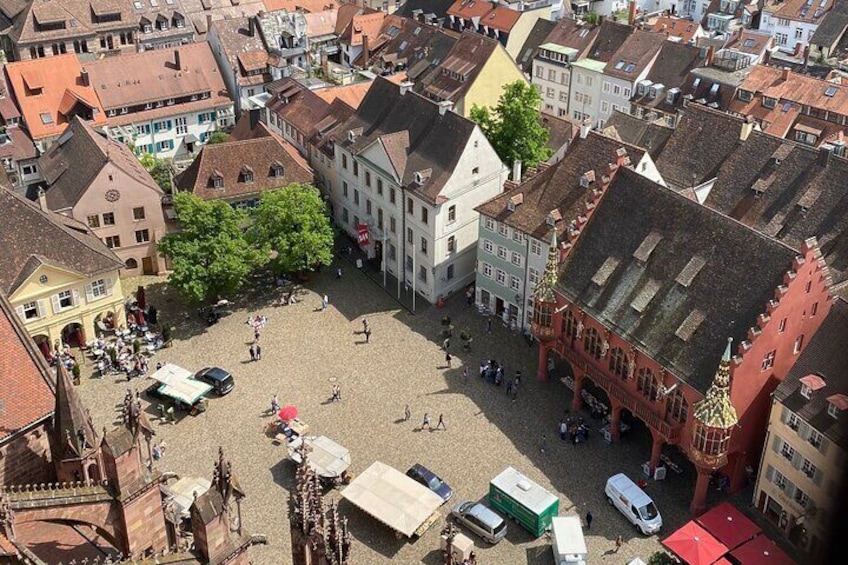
[
  {"xmin": 254, "ymin": 328, "xmax": 260, "ymax": 342},
  {"xmin": 256, "ymin": 344, "xmax": 262, "ymax": 360},
  {"xmin": 442, "ymin": 337, "xmax": 450, "ymax": 351},
  {"xmin": 559, "ymin": 419, "xmax": 567, "ymax": 441},
  {"xmin": 585, "ymin": 511, "xmax": 593, "ymax": 530},
  {"xmin": 249, "ymin": 344, "xmax": 256, "ymax": 362},
  {"xmin": 445, "ymin": 352, "xmax": 452, "ymax": 368},
  {"xmin": 404, "ymin": 404, "xmax": 411, "ymax": 421},
  {"xmin": 362, "ymin": 318, "xmax": 369, "ymax": 333},
  {"xmin": 364, "ymin": 328, "xmax": 371, "ymax": 343},
  {"xmin": 271, "ymin": 395, "xmax": 280, "ymax": 414},
  {"xmin": 322, "ymin": 294, "xmax": 329, "ymax": 311},
  {"xmin": 462, "ymin": 367, "xmax": 469, "ymax": 381},
  {"xmin": 466, "ymin": 287, "xmax": 474, "ymax": 306},
  {"xmin": 336, "ymin": 267, "xmax": 343, "ymax": 279},
  {"xmin": 421, "ymin": 413, "xmax": 431, "ymax": 430},
  {"xmin": 540, "ymin": 434, "xmax": 548, "ymax": 454},
  {"xmin": 437, "ymin": 414, "xmax": 447, "ymax": 430},
  {"xmin": 332, "ymin": 385, "xmax": 341, "ymax": 402},
  {"xmin": 614, "ymin": 535, "xmax": 623, "ymax": 553},
  {"xmin": 485, "ymin": 318, "xmax": 493, "ymax": 333}
]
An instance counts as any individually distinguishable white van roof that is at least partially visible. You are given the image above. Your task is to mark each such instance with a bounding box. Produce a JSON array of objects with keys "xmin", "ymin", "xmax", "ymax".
[
  {"xmin": 491, "ymin": 467, "xmax": 558, "ymax": 514},
  {"xmin": 551, "ymin": 516, "xmax": 587, "ymax": 555},
  {"xmin": 607, "ymin": 473, "xmax": 653, "ymax": 507}
]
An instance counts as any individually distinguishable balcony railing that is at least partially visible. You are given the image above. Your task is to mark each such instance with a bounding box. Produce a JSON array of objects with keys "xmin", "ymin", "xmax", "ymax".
[{"xmin": 554, "ymin": 341, "xmax": 682, "ymax": 442}]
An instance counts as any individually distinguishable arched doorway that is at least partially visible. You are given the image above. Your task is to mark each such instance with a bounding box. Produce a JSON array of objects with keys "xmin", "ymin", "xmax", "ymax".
[
  {"xmin": 61, "ymin": 323, "xmax": 85, "ymax": 348},
  {"xmin": 33, "ymin": 334, "xmax": 51, "ymax": 359},
  {"xmin": 87, "ymin": 462, "xmax": 101, "ymax": 483}
]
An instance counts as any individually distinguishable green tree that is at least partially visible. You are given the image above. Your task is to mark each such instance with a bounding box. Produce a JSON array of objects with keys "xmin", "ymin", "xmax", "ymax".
[
  {"xmin": 249, "ymin": 183, "xmax": 334, "ymax": 274},
  {"xmin": 207, "ymin": 131, "xmax": 231, "ymax": 144},
  {"xmin": 470, "ymin": 81, "xmax": 552, "ymax": 168},
  {"xmin": 136, "ymin": 152, "xmax": 173, "ymax": 193},
  {"xmin": 158, "ymin": 192, "xmax": 268, "ymax": 303},
  {"xmin": 648, "ymin": 551, "xmax": 677, "ymax": 565},
  {"xmin": 583, "ymin": 11, "xmax": 601, "ymax": 24}
]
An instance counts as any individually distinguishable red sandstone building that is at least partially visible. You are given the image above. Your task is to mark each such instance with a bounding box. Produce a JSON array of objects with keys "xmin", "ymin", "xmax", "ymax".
[{"xmin": 530, "ymin": 167, "xmax": 834, "ymax": 514}]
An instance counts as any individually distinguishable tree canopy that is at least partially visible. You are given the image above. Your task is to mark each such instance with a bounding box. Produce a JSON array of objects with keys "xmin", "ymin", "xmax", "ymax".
[
  {"xmin": 470, "ymin": 80, "xmax": 552, "ymax": 168},
  {"xmin": 158, "ymin": 192, "xmax": 268, "ymax": 303},
  {"xmin": 207, "ymin": 131, "xmax": 232, "ymax": 144},
  {"xmin": 136, "ymin": 152, "xmax": 173, "ymax": 193},
  {"xmin": 249, "ymin": 183, "xmax": 334, "ymax": 274}
]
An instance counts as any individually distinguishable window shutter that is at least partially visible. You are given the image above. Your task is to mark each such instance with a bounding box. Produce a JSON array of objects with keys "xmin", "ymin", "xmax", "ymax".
[
  {"xmin": 36, "ymin": 299, "xmax": 46, "ymax": 318},
  {"xmin": 798, "ymin": 421, "xmax": 811, "ymax": 441},
  {"xmin": 14, "ymin": 305, "xmax": 25, "ymax": 321},
  {"xmin": 781, "ymin": 406, "xmax": 790, "ymax": 424},
  {"xmin": 772, "ymin": 435, "xmax": 782, "ymax": 453},
  {"xmin": 72, "ymin": 289, "xmax": 80, "ymax": 307},
  {"xmin": 791, "ymin": 451, "xmax": 803, "ymax": 470},
  {"xmin": 819, "ymin": 437, "xmax": 829, "ymax": 455},
  {"xmin": 51, "ymin": 294, "xmax": 61, "ymax": 314},
  {"xmin": 105, "ymin": 277, "xmax": 113, "ymax": 297},
  {"xmin": 85, "ymin": 283, "xmax": 94, "ymax": 303},
  {"xmin": 765, "ymin": 465, "xmax": 774, "ymax": 482},
  {"xmin": 813, "ymin": 468, "xmax": 823, "ymax": 486}
]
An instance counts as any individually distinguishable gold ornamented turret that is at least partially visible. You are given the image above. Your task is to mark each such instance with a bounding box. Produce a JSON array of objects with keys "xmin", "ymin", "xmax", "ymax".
[
  {"xmin": 534, "ymin": 231, "xmax": 560, "ymax": 304},
  {"xmin": 693, "ymin": 337, "xmax": 738, "ymax": 429}
]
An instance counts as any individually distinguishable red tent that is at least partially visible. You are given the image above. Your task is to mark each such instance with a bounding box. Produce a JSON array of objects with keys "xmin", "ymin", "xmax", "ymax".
[
  {"xmin": 697, "ymin": 502, "xmax": 762, "ymax": 550},
  {"xmin": 663, "ymin": 521, "xmax": 729, "ymax": 565},
  {"xmin": 278, "ymin": 405, "xmax": 299, "ymax": 422},
  {"xmin": 712, "ymin": 558, "xmax": 732, "ymax": 565},
  {"xmin": 730, "ymin": 534, "xmax": 796, "ymax": 565}
]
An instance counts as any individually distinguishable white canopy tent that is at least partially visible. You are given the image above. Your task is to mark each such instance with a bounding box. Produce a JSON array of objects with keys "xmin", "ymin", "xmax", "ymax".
[
  {"xmin": 149, "ymin": 363, "xmax": 211, "ymax": 405},
  {"xmin": 341, "ymin": 461, "xmax": 442, "ymax": 537},
  {"xmin": 288, "ymin": 436, "xmax": 351, "ymax": 479},
  {"xmin": 150, "ymin": 363, "xmax": 193, "ymax": 386}
]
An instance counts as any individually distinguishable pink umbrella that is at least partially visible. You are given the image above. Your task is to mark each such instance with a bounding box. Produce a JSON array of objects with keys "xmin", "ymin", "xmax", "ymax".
[{"xmin": 278, "ymin": 405, "xmax": 299, "ymax": 422}]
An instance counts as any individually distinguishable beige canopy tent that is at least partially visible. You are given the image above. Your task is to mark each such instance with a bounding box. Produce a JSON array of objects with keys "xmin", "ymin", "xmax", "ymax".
[
  {"xmin": 149, "ymin": 363, "xmax": 212, "ymax": 406},
  {"xmin": 341, "ymin": 461, "xmax": 443, "ymax": 538},
  {"xmin": 288, "ymin": 436, "xmax": 351, "ymax": 479}
]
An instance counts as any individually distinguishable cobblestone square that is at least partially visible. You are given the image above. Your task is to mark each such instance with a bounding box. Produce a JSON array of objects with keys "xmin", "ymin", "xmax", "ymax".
[{"xmin": 78, "ymin": 267, "xmax": 693, "ymax": 564}]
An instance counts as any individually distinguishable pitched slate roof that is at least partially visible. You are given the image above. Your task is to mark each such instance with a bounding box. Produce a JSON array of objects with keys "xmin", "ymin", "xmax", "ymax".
[
  {"xmin": 603, "ymin": 110, "xmax": 674, "ymax": 158},
  {"xmin": 265, "ymin": 78, "xmax": 333, "ymax": 138},
  {"xmin": 704, "ymin": 130, "xmax": 848, "ymax": 283},
  {"xmin": 811, "ymin": 0, "xmax": 848, "ymax": 50},
  {"xmin": 476, "ymin": 131, "xmax": 645, "ymax": 241},
  {"xmin": 415, "ymin": 30, "xmax": 500, "ymax": 104},
  {"xmin": 604, "ymin": 29, "xmax": 666, "ymax": 80},
  {"xmin": 630, "ymin": 41, "xmax": 706, "ymax": 114},
  {"xmin": 397, "ymin": 0, "xmax": 454, "ymax": 19},
  {"xmin": 175, "ymin": 134, "xmax": 313, "ymax": 201},
  {"xmin": 0, "ymin": 186, "xmax": 122, "ymax": 294},
  {"xmin": 0, "ymin": 289, "xmax": 55, "ymax": 442},
  {"xmin": 516, "ymin": 17, "xmax": 556, "ymax": 73},
  {"xmin": 557, "ymin": 167, "xmax": 798, "ymax": 393},
  {"xmin": 542, "ymin": 17, "xmax": 601, "ymax": 58},
  {"xmin": 776, "ymin": 297, "xmax": 848, "ymax": 450},
  {"xmin": 654, "ymin": 103, "xmax": 745, "ymax": 190},
  {"xmin": 359, "ymin": 17, "xmax": 458, "ymax": 77},
  {"xmin": 586, "ymin": 20, "xmax": 633, "ymax": 63},
  {"xmin": 335, "ymin": 76, "xmax": 477, "ymax": 204},
  {"xmin": 41, "ymin": 117, "xmax": 160, "ymax": 211}
]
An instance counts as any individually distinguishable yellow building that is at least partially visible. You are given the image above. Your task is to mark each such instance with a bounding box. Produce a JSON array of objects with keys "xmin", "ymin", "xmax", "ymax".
[
  {"xmin": 753, "ymin": 297, "xmax": 848, "ymax": 562},
  {"xmin": 0, "ymin": 187, "xmax": 125, "ymax": 354}
]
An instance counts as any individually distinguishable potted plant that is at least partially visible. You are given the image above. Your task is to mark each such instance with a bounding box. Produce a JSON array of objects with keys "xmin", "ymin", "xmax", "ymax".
[
  {"xmin": 133, "ymin": 338, "xmax": 141, "ymax": 355},
  {"xmin": 71, "ymin": 364, "xmax": 81, "ymax": 385}
]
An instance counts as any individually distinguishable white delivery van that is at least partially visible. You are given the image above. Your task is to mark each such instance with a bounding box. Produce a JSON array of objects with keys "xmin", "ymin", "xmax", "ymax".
[
  {"xmin": 605, "ymin": 473, "xmax": 662, "ymax": 535},
  {"xmin": 551, "ymin": 516, "xmax": 587, "ymax": 565}
]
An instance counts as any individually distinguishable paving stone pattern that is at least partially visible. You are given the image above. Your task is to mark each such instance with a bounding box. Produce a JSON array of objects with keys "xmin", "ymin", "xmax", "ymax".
[{"xmin": 78, "ymin": 267, "xmax": 693, "ymax": 564}]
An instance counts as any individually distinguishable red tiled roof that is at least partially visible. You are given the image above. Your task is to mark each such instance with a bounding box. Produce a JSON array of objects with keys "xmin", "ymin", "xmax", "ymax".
[
  {"xmin": 0, "ymin": 291, "xmax": 55, "ymax": 442},
  {"xmin": 262, "ymin": 0, "xmax": 338, "ymax": 12},
  {"xmin": 447, "ymin": 0, "xmax": 521, "ymax": 32},
  {"xmin": 800, "ymin": 374, "xmax": 827, "ymax": 390}
]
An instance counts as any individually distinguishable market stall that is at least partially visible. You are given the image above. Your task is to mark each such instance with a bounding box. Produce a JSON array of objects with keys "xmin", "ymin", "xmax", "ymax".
[{"xmin": 288, "ymin": 435, "xmax": 351, "ymax": 484}]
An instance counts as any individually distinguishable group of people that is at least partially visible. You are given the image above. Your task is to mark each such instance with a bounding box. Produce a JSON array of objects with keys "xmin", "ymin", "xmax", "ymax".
[
  {"xmin": 559, "ymin": 415, "xmax": 590, "ymax": 445},
  {"xmin": 478, "ymin": 359, "xmax": 521, "ymax": 400},
  {"xmin": 92, "ymin": 333, "xmax": 157, "ymax": 379}
]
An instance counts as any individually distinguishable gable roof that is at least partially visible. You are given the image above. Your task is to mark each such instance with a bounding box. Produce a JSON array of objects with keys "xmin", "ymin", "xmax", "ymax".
[
  {"xmin": 261, "ymin": 0, "xmax": 338, "ymax": 11},
  {"xmin": 586, "ymin": 20, "xmax": 633, "ymax": 63},
  {"xmin": 359, "ymin": 16, "xmax": 458, "ymax": 76},
  {"xmin": 542, "ymin": 17, "xmax": 601, "ymax": 58},
  {"xmin": 704, "ymin": 130, "xmax": 848, "ymax": 283},
  {"xmin": 650, "ymin": 16, "xmax": 702, "ymax": 43},
  {"xmin": 654, "ymin": 103, "xmax": 745, "ymax": 190},
  {"xmin": 7, "ymin": 0, "xmax": 134, "ymax": 45},
  {"xmin": 516, "ymin": 17, "xmax": 556, "ymax": 73},
  {"xmin": 415, "ymin": 30, "xmax": 499, "ymax": 104},
  {"xmin": 557, "ymin": 167, "xmax": 798, "ymax": 393},
  {"xmin": 397, "ymin": 0, "xmax": 454, "ymax": 19},
  {"xmin": 0, "ymin": 186, "xmax": 122, "ymax": 294},
  {"xmin": 41, "ymin": 117, "xmax": 161, "ymax": 211},
  {"xmin": 776, "ymin": 297, "xmax": 848, "ymax": 450},
  {"xmin": 175, "ymin": 134, "xmax": 313, "ymax": 201},
  {"xmin": 265, "ymin": 77, "xmax": 333, "ymax": 137},
  {"xmin": 446, "ymin": 0, "xmax": 521, "ymax": 33},
  {"xmin": 603, "ymin": 110, "xmax": 674, "ymax": 158},
  {"xmin": 209, "ymin": 16, "xmax": 268, "ymax": 78},
  {"xmin": 0, "ymin": 289, "xmax": 55, "ymax": 443},
  {"xmin": 4, "ymin": 53, "xmax": 107, "ymax": 141},
  {"xmin": 811, "ymin": 0, "xmax": 848, "ymax": 50},
  {"xmin": 335, "ymin": 76, "xmax": 477, "ymax": 203},
  {"xmin": 604, "ymin": 29, "xmax": 666, "ymax": 80},
  {"xmin": 476, "ymin": 131, "xmax": 646, "ymax": 241}
]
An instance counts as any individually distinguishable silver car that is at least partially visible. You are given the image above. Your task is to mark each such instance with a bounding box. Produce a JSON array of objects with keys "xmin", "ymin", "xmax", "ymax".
[{"xmin": 450, "ymin": 500, "xmax": 507, "ymax": 544}]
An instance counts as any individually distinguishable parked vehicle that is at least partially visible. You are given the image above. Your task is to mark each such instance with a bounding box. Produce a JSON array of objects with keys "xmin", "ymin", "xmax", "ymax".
[
  {"xmin": 451, "ymin": 500, "xmax": 507, "ymax": 544},
  {"xmin": 488, "ymin": 467, "xmax": 559, "ymax": 537},
  {"xmin": 551, "ymin": 516, "xmax": 587, "ymax": 565},
  {"xmin": 194, "ymin": 367, "xmax": 235, "ymax": 395},
  {"xmin": 605, "ymin": 473, "xmax": 662, "ymax": 535},
  {"xmin": 406, "ymin": 464, "xmax": 453, "ymax": 504}
]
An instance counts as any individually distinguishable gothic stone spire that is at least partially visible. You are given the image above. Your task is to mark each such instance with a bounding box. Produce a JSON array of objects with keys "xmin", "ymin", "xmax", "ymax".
[
  {"xmin": 534, "ymin": 231, "xmax": 560, "ymax": 304},
  {"xmin": 52, "ymin": 363, "xmax": 98, "ymax": 459},
  {"xmin": 693, "ymin": 338, "xmax": 738, "ymax": 429}
]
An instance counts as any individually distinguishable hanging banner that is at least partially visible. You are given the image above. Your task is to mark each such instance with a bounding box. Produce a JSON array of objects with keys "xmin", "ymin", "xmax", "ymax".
[{"xmin": 357, "ymin": 224, "xmax": 370, "ymax": 246}]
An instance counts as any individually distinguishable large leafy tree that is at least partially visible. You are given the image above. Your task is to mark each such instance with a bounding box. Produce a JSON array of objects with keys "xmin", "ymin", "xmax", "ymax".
[
  {"xmin": 470, "ymin": 80, "xmax": 552, "ymax": 168},
  {"xmin": 158, "ymin": 192, "xmax": 268, "ymax": 303},
  {"xmin": 249, "ymin": 183, "xmax": 334, "ymax": 274}
]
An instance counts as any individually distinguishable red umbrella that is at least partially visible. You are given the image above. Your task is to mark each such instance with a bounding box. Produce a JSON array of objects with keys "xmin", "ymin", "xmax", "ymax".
[
  {"xmin": 278, "ymin": 405, "xmax": 299, "ymax": 421},
  {"xmin": 137, "ymin": 285, "xmax": 147, "ymax": 310},
  {"xmin": 663, "ymin": 521, "xmax": 729, "ymax": 565},
  {"xmin": 697, "ymin": 502, "xmax": 761, "ymax": 551}
]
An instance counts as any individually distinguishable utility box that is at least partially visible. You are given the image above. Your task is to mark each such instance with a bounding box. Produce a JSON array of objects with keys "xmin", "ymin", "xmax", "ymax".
[{"xmin": 488, "ymin": 467, "xmax": 559, "ymax": 537}]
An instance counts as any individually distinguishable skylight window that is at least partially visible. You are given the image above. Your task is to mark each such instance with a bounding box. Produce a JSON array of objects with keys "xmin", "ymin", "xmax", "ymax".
[
  {"xmin": 39, "ymin": 113, "xmax": 53, "ymax": 125},
  {"xmin": 825, "ymin": 86, "xmax": 838, "ymax": 97},
  {"xmin": 625, "ymin": 63, "xmax": 636, "ymax": 73},
  {"xmin": 743, "ymin": 38, "xmax": 755, "ymax": 48},
  {"xmin": 615, "ymin": 60, "xmax": 625, "ymax": 70},
  {"xmin": 133, "ymin": 0, "xmax": 142, "ymax": 6}
]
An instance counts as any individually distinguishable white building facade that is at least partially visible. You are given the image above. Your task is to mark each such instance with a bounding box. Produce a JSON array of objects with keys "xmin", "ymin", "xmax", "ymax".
[
  {"xmin": 569, "ymin": 58, "xmax": 605, "ymax": 127},
  {"xmin": 532, "ymin": 44, "xmax": 579, "ymax": 118}
]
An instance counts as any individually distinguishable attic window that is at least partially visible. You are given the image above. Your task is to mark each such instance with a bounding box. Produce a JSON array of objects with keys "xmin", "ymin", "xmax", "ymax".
[
  {"xmin": 546, "ymin": 209, "xmax": 561, "ymax": 226},
  {"xmin": 800, "ymin": 384, "xmax": 812, "ymax": 399},
  {"xmin": 615, "ymin": 60, "xmax": 625, "ymax": 70},
  {"xmin": 211, "ymin": 173, "xmax": 223, "ymax": 188},
  {"xmin": 271, "ymin": 162, "xmax": 285, "ymax": 178},
  {"xmin": 413, "ymin": 169, "xmax": 432, "ymax": 185},
  {"xmin": 507, "ymin": 193, "xmax": 523, "ymax": 212},
  {"xmin": 633, "ymin": 231, "xmax": 663, "ymax": 262},
  {"xmin": 579, "ymin": 170, "xmax": 595, "ymax": 187},
  {"xmin": 738, "ymin": 90, "xmax": 753, "ymax": 102},
  {"xmin": 799, "ymin": 374, "xmax": 826, "ymax": 399},
  {"xmin": 240, "ymin": 166, "xmax": 254, "ymax": 183},
  {"xmin": 591, "ymin": 256, "xmax": 620, "ymax": 286},
  {"xmin": 625, "ymin": 63, "xmax": 636, "ymax": 73},
  {"xmin": 40, "ymin": 112, "xmax": 53, "ymax": 124},
  {"xmin": 675, "ymin": 309, "xmax": 706, "ymax": 341},
  {"xmin": 763, "ymin": 96, "xmax": 777, "ymax": 109},
  {"xmin": 825, "ymin": 86, "xmax": 838, "ymax": 97}
]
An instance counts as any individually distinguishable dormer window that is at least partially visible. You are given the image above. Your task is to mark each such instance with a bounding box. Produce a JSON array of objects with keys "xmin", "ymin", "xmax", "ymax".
[
  {"xmin": 829, "ymin": 403, "xmax": 839, "ymax": 418},
  {"xmin": 739, "ymin": 90, "xmax": 753, "ymax": 102},
  {"xmin": 414, "ymin": 171, "xmax": 424, "ymax": 184},
  {"xmin": 827, "ymin": 394, "xmax": 848, "ymax": 418},
  {"xmin": 413, "ymin": 169, "xmax": 432, "ymax": 185},
  {"xmin": 763, "ymin": 97, "xmax": 777, "ymax": 109},
  {"xmin": 240, "ymin": 166, "xmax": 254, "ymax": 183},
  {"xmin": 800, "ymin": 383, "xmax": 812, "ymax": 398},
  {"xmin": 271, "ymin": 162, "xmax": 285, "ymax": 178},
  {"xmin": 546, "ymin": 209, "xmax": 561, "ymax": 226},
  {"xmin": 211, "ymin": 172, "xmax": 223, "ymax": 188}
]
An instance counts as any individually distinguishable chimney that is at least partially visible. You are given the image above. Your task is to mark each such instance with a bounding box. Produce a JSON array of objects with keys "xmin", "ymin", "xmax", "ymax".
[
  {"xmin": 248, "ymin": 107, "xmax": 260, "ymax": 130},
  {"xmin": 399, "ymin": 81, "xmax": 414, "ymax": 96},
  {"xmin": 705, "ymin": 45, "xmax": 715, "ymax": 67},
  {"xmin": 818, "ymin": 146, "xmax": 832, "ymax": 167},
  {"xmin": 739, "ymin": 115, "xmax": 755, "ymax": 141},
  {"xmin": 803, "ymin": 44, "xmax": 810, "ymax": 71},
  {"xmin": 80, "ymin": 68, "xmax": 90, "ymax": 87},
  {"xmin": 763, "ymin": 49, "xmax": 771, "ymax": 65},
  {"xmin": 512, "ymin": 159, "xmax": 522, "ymax": 184},
  {"xmin": 248, "ymin": 16, "xmax": 255, "ymax": 37},
  {"xmin": 628, "ymin": 0, "xmax": 637, "ymax": 26},
  {"xmin": 580, "ymin": 117, "xmax": 591, "ymax": 139},
  {"xmin": 362, "ymin": 33, "xmax": 370, "ymax": 64},
  {"xmin": 174, "ymin": 48, "xmax": 181, "ymax": 71},
  {"xmin": 781, "ymin": 67, "xmax": 790, "ymax": 81},
  {"xmin": 37, "ymin": 187, "xmax": 48, "ymax": 211},
  {"xmin": 437, "ymin": 100, "xmax": 453, "ymax": 115},
  {"xmin": 206, "ymin": 14, "xmax": 213, "ymax": 33}
]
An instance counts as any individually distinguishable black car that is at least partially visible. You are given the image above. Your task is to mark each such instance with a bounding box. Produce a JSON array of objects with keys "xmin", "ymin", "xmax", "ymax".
[
  {"xmin": 406, "ymin": 464, "xmax": 453, "ymax": 503},
  {"xmin": 194, "ymin": 367, "xmax": 235, "ymax": 395}
]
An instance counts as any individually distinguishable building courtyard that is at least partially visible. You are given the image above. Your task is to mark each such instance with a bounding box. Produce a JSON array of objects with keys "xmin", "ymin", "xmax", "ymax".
[{"xmin": 77, "ymin": 266, "xmax": 696, "ymax": 564}]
